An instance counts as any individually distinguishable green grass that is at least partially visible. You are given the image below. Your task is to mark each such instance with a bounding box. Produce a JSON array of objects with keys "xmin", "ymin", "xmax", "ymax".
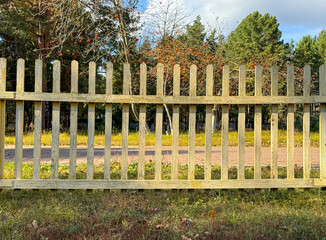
[
  {"xmin": 1, "ymin": 163, "xmax": 326, "ymax": 239},
  {"xmin": 4, "ymin": 130, "xmax": 320, "ymax": 147}
]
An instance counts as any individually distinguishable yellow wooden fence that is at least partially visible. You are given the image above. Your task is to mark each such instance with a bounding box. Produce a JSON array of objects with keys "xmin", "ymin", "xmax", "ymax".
[{"xmin": 0, "ymin": 58, "xmax": 326, "ymax": 189}]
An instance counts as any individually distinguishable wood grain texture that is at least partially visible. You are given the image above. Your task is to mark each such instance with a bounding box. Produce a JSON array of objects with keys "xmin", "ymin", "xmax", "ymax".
[
  {"xmin": 271, "ymin": 65, "xmax": 278, "ymax": 179},
  {"xmin": 69, "ymin": 61, "xmax": 78, "ymax": 179},
  {"xmin": 172, "ymin": 65, "xmax": 180, "ymax": 180},
  {"xmin": 104, "ymin": 62, "xmax": 113, "ymax": 180},
  {"xmin": 121, "ymin": 63, "xmax": 130, "ymax": 180},
  {"xmin": 254, "ymin": 65, "xmax": 262, "ymax": 179},
  {"xmin": 287, "ymin": 65, "xmax": 295, "ymax": 179},
  {"xmin": 51, "ymin": 60, "xmax": 61, "ymax": 179},
  {"xmin": 188, "ymin": 65, "xmax": 197, "ymax": 180},
  {"xmin": 138, "ymin": 63, "xmax": 147, "ymax": 180},
  {"xmin": 0, "ymin": 58, "xmax": 5, "ymax": 179},
  {"xmin": 205, "ymin": 64, "xmax": 214, "ymax": 180},
  {"xmin": 320, "ymin": 65, "xmax": 326, "ymax": 179},
  {"xmin": 155, "ymin": 63, "xmax": 164, "ymax": 180},
  {"xmin": 238, "ymin": 66, "xmax": 246, "ymax": 180},
  {"xmin": 33, "ymin": 60, "xmax": 42, "ymax": 179},
  {"xmin": 87, "ymin": 62, "xmax": 96, "ymax": 180},
  {"xmin": 221, "ymin": 65, "xmax": 229, "ymax": 180},
  {"xmin": 4, "ymin": 179, "xmax": 315, "ymax": 190},
  {"xmin": 15, "ymin": 59, "xmax": 25, "ymax": 179},
  {"xmin": 303, "ymin": 65, "xmax": 311, "ymax": 179}
]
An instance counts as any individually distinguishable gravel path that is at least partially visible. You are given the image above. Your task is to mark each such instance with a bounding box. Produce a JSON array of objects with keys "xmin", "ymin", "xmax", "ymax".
[{"xmin": 3, "ymin": 146, "xmax": 320, "ymax": 166}]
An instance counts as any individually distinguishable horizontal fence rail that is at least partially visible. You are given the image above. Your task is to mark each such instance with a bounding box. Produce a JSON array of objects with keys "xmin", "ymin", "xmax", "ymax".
[{"xmin": 0, "ymin": 58, "xmax": 326, "ymax": 189}]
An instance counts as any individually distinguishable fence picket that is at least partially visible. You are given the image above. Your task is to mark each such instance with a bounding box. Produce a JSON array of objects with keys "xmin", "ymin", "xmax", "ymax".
[
  {"xmin": 155, "ymin": 63, "xmax": 164, "ymax": 180},
  {"xmin": 0, "ymin": 59, "xmax": 325, "ymax": 190},
  {"xmin": 320, "ymin": 65, "xmax": 326, "ymax": 179},
  {"xmin": 271, "ymin": 65, "xmax": 279, "ymax": 179},
  {"xmin": 51, "ymin": 60, "xmax": 61, "ymax": 179},
  {"xmin": 221, "ymin": 65, "xmax": 229, "ymax": 180},
  {"xmin": 172, "ymin": 65, "xmax": 180, "ymax": 180},
  {"xmin": 15, "ymin": 59, "xmax": 25, "ymax": 179},
  {"xmin": 254, "ymin": 65, "xmax": 262, "ymax": 179},
  {"xmin": 303, "ymin": 65, "xmax": 311, "ymax": 179},
  {"xmin": 33, "ymin": 60, "xmax": 42, "ymax": 179},
  {"xmin": 205, "ymin": 64, "xmax": 214, "ymax": 180},
  {"xmin": 238, "ymin": 65, "xmax": 246, "ymax": 180},
  {"xmin": 69, "ymin": 61, "xmax": 78, "ymax": 179},
  {"xmin": 0, "ymin": 58, "xmax": 6, "ymax": 180},
  {"xmin": 87, "ymin": 62, "xmax": 96, "ymax": 180},
  {"xmin": 121, "ymin": 63, "xmax": 130, "ymax": 180},
  {"xmin": 138, "ymin": 63, "xmax": 147, "ymax": 180},
  {"xmin": 287, "ymin": 65, "xmax": 295, "ymax": 179},
  {"xmin": 104, "ymin": 62, "xmax": 113, "ymax": 180},
  {"xmin": 188, "ymin": 65, "xmax": 197, "ymax": 180}
]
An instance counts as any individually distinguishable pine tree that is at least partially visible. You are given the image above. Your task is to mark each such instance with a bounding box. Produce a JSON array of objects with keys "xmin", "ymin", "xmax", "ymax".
[
  {"xmin": 224, "ymin": 11, "xmax": 285, "ymax": 66},
  {"xmin": 294, "ymin": 35, "xmax": 322, "ymax": 70},
  {"xmin": 317, "ymin": 29, "xmax": 326, "ymax": 64}
]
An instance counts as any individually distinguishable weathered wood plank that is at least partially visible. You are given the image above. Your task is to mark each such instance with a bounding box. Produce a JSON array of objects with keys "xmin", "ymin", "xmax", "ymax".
[
  {"xmin": 205, "ymin": 64, "xmax": 214, "ymax": 180},
  {"xmin": 87, "ymin": 62, "xmax": 96, "ymax": 180},
  {"xmin": 15, "ymin": 59, "xmax": 25, "ymax": 179},
  {"xmin": 6, "ymin": 179, "xmax": 315, "ymax": 190},
  {"xmin": 121, "ymin": 63, "xmax": 130, "ymax": 180},
  {"xmin": 69, "ymin": 61, "xmax": 78, "ymax": 179},
  {"xmin": 172, "ymin": 65, "xmax": 180, "ymax": 180},
  {"xmin": 155, "ymin": 63, "xmax": 164, "ymax": 180},
  {"xmin": 188, "ymin": 64, "xmax": 197, "ymax": 180},
  {"xmin": 271, "ymin": 65, "xmax": 279, "ymax": 179},
  {"xmin": 320, "ymin": 65, "xmax": 326, "ymax": 179},
  {"xmin": 138, "ymin": 63, "xmax": 147, "ymax": 180},
  {"xmin": 51, "ymin": 60, "xmax": 61, "ymax": 179},
  {"xmin": 2, "ymin": 92, "xmax": 326, "ymax": 105},
  {"xmin": 238, "ymin": 65, "xmax": 246, "ymax": 180},
  {"xmin": 254, "ymin": 65, "xmax": 262, "ymax": 179},
  {"xmin": 104, "ymin": 62, "xmax": 113, "ymax": 180},
  {"xmin": 33, "ymin": 59, "xmax": 42, "ymax": 179},
  {"xmin": 287, "ymin": 65, "xmax": 295, "ymax": 179},
  {"xmin": 221, "ymin": 65, "xmax": 229, "ymax": 180},
  {"xmin": 303, "ymin": 65, "xmax": 311, "ymax": 179},
  {"xmin": 0, "ymin": 58, "xmax": 6, "ymax": 179}
]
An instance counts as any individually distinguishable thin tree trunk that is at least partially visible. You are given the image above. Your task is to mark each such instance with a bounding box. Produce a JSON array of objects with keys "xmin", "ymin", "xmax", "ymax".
[{"xmin": 212, "ymin": 104, "xmax": 218, "ymax": 133}]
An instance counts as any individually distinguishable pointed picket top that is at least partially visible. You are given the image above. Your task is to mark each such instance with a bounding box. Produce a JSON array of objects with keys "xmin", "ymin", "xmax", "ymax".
[
  {"xmin": 173, "ymin": 64, "xmax": 180, "ymax": 97},
  {"xmin": 106, "ymin": 62, "xmax": 113, "ymax": 95},
  {"xmin": 0, "ymin": 58, "xmax": 6, "ymax": 92}
]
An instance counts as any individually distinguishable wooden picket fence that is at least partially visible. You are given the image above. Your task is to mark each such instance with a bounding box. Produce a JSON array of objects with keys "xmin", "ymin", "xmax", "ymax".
[{"xmin": 0, "ymin": 58, "xmax": 326, "ymax": 189}]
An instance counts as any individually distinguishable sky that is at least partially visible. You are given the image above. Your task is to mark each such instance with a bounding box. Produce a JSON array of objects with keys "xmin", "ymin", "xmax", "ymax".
[{"xmin": 139, "ymin": 0, "xmax": 326, "ymax": 43}]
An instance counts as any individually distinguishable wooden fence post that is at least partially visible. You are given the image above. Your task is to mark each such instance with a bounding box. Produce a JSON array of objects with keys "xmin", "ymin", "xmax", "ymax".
[
  {"xmin": 172, "ymin": 65, "xmax": 180, "ymax": 180},
  {"xmin": 188, "ymin": 64, "xmax": 197, "ymax": 180},
  {"xmin": 15, "ymin": 59, "xmax": 25, "ymax": 179},
  {"xmin": 221, "ymin": 65, "xmax": 229, "ymax": 180},
  {"xmin": 205, "ymin": 64, "xmax": 213, "ymax": 180},
  {"xmin": 303, "ymin": 65, "xmax": 311, "ymax": 179},
  {"xmin": 69, "ymin": 60, "xmax": 78, "ymax": 179},
  {"xmin": 320, "ymin": 65, "xmax": 326, "ymax": 179},
  {"xmin": 104, "ymin": 62, "xmax": 113, "ymax": 180},
  {"xmin": 121, "ymin": 63, "xmax": 130, "ymax": 180},
  {"xmin": 138, "ymin": 63, "xmax": 147, "ymax": 180},
  {"xmin": 271, "ymin": 65, "xmax": 279, "ymax": 179},
  {"xmin": 0, "ymin": 58, "xmax": 6, "ymax": 180},
  {"xmin": 238, "ymin": 65, "xmax": 246, "ymax": 180},
  {"xmin": 155, "ymin": 63, "xmax": 164, "ymax": 180},
  {"xmin": 33, "ymin": 59, "xmax": 42, "ymax": 179},
  {"xmin": 287, "ymin": 65, "xmax": 295, "ymax": 179},
  {"xmin": 87, "ymin": 62, "xmax": 96, "ymax": 180},
  {"xmin": 51, "ymin": 60, "xmax": 61, "ymax": 179},
  {"xmin": 254, "ymin": 65, "xmax": 262, "ymax": 179}
]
